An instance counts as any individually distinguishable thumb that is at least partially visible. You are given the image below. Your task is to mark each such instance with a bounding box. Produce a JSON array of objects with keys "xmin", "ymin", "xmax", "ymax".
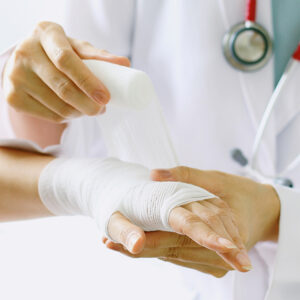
[
  {"xmin": 151, "ymin": 167, "xmax": 224, "ymax": 196},
  {"xmin": 106, "ymin": 212, "xmax": 146, "ymax": 254},
  {"xmin": 68, "ymin": 37, "xmax": 131, "ymax": 67}
]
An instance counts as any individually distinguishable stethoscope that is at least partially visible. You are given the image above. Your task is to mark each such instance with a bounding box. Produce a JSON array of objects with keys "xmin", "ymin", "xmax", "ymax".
[{"xmin": 222, "ymin": 0, "xmax": 300, "ymax": 187}]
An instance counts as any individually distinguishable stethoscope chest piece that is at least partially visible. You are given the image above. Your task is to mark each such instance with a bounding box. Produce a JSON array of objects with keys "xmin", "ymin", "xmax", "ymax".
[{"xmin": 223, "ymin": 21, "xmax": 272, "ymax": 72}]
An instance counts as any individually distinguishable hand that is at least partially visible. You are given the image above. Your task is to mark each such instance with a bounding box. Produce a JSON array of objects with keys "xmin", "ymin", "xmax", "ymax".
[
  {"xmin": 103, "ymin": 231, "xmax": 234, "ymax": 278},
  {"xmin": 103, "ymin": 193, "xmax": 253, "ymax": 272},
  {"xmin": 103, "ymin": 167, "xmax": 280, "ymax": 276},
  {"xmin": 2, "ymin": 21, "xmax": 130, "ymax": 123},
  {"xmin": 151, "ymin": 167, "xmax": 281, "ymax": 247}
]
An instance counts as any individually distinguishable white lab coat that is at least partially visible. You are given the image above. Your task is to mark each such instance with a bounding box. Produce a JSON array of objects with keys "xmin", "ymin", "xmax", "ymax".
[{"xmin": 0, "ymin": 0, "xmax": 300, "ymax": 299}]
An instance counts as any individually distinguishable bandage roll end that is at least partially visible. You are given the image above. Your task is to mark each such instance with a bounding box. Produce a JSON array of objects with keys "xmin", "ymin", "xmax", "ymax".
[{"xmin": 84, "ymin": 59, "xmax": 154, "ymax": 109}]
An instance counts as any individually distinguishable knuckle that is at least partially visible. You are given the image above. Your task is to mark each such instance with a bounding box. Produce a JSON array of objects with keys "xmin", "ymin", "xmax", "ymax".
[
  {"xmin": 12, "ymin": 49, "xmax": 29, "ymax": 67},
  {"xmin": 181, "ymin": 214, "xmax": 199, "ymax": 230},
  {"xmin": 77, "ymin": 74, "xmax": 91, "ymax": 89},
  {"xmin": 35, "ymin": 21, "xmax": 60, "ymax": 33},
  {"xmin": 177, "ymin": 166, "xmax": 191, "ymax": 182},
  {"xmin": 5, "ymin": 90, "xmax": 20, "ymax": 108},
  {"xmin": 56, "ymin": 79, "xmax": 74, "ymax": 98},
  {"xmin": 58, "ymin": 105, "xmax": 76, "ymax": 119},
  {"xmin": 205, "ymin": 213, "xmax": 219, "ymax": 226},
  {"xmin": 205, "ymin": 232, "xmax": 218, "ymax": 244},
  {"xmin": 53, "ymin": 48, "xmax": 72, "ymax": 69},
  {"xmin": 214, "ymin": 207, "xmax": 228, "ymax": 218},
  {"xmin": 85, "ymin": 103, "xmax": 102, "ymax": 116},
  {"xmin": 214, "ymin": 198, "xmax": 229, "ymax": 209}
]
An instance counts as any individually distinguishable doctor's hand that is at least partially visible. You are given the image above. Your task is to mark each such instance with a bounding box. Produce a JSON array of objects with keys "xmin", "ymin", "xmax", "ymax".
[
  {"xmin": 2, "ymin": 21, "xmax": 130, "ymax": 123},
  {"xmin": 103, "ymin": 230, "xmax": 235, "ymax": 278}
]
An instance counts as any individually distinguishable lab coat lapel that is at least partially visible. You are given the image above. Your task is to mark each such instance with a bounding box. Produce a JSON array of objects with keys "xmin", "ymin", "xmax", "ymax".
[{"xmin": 275, "ymin": 60, "xmax": 300, "ymax": 135}]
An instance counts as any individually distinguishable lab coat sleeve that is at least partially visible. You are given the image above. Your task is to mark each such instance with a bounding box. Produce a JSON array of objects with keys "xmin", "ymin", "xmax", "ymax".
[{"xmin": 265, "ymin": 185, "xmax": 300, "ymax": 300}]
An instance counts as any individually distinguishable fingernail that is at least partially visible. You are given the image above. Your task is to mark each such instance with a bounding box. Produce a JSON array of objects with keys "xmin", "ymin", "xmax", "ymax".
[
  {"xmin": 93, "ymin": 90, "xmax": 109, "ymax": 105},
  {"xmin": 242, "ymin": 265, "xmax": 253, "ymax": 271},
  {"xmin": 126, "ymin": 232, "xmax": 141, "ymax": 252},
  {"xmin": 236, "ymin": 251, "xmax": 252, "ymax": 270},
  {"xmin": 156, "ymin": 169, "xmax": 173, "ymax": 180},
  {"xmin": 218, "ymin": 238, "xmax": 238, "ymax": 249}
]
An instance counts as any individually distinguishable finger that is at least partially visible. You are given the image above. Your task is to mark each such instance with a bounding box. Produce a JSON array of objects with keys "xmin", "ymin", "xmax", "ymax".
[
  {"xmin": 151, "ymin": 167, "xmax": 225, "ymax": 196},
  {"xmin": 107, "ymin": 212, "xmax": 146, "ymax": 254},
  {"xmin": 144, "ymin": 231, "xmax": 201, "ymax": 249},
  {"xmin": 31, "ymin": 44, "xmax": 103, "ymax": 116},
  {"xmin": 69, "ymin": 38, "xmax": 131, "ymax": 67},
  {"xmin": 24, "ymin": 70, "xmax": 83, "ymax": 119},
  {"xmin": 106, "ymin": 243, "xmax": 233, "ymax": 270},
  {"xmin": 201, "ymin": 201, "xmax": 245, "ymax": 249},
  {"xmin": 159, "ymin": 258, "xmax": 229, "ymax": 278},
  {"xmin": 38, "ymin": 23, "xmax": 110, "ymax": 105},
  {"xmin": 107, "ymin": 231, "xmax": 201, "ymax": 249},
  {"xmin": 184, "ymin": 202, "xmax": 236, "ymax": 248},
  {"xmin": 218, "ymin": 249, "xmax": 252, "ymax": 272},
  {"xmin": 192, "ymin": 200, "xmax": 251, "ymax": 271},
  {"xmin": 169, "ymin": 207, "xmax": 236, "ymax": 253},
  {"xmin": 7, "ymin": 91, "xmax": 64, "ymax": 123}
]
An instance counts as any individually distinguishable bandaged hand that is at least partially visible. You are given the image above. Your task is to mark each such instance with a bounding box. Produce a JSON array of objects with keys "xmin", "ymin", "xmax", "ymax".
[
  {"xmin": 105, "ymin": 166, "xmax": 281, "ymax": 275},
  {"xmin": 39, "ymin": 157, "xmax": 251, "ymax": 271}
]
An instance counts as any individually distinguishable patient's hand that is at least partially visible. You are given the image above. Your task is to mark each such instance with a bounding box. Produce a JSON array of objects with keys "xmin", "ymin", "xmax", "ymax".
[
  {"xmin": 104, "ymin": 166, "xmax": 280, "ymax": 275},
  {"xmin": 104, "ymin": 192, "xmax": 252, "ymax": 272}
]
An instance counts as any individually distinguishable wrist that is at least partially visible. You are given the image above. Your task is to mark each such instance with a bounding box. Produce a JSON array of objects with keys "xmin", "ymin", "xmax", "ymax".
[{"xmin": 257, "ymin": 184, "xmax": 280, "ymax": 242}]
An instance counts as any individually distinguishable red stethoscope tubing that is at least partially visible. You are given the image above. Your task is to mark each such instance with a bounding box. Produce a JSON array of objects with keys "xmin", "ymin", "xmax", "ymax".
[
  {"xmin": 293, "ymin": 43, "xmax": 300, "ymax": 61},
  {"xmin": 245, "ymin": 0, "xmax": 256, "ymax": 22},
  {"xmin": 245, "ymin": 0, "xmax": 300, "ymax": 62}
]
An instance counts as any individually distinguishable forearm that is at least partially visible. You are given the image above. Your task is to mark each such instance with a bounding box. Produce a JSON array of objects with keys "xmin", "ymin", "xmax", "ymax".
[{"xmin": 0, "ymin": 147, "xmax": 54, "ymax": 221}]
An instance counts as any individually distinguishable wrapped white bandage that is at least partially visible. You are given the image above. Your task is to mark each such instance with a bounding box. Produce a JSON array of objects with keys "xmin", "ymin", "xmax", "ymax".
[
  {"xmin": 39, "ymin": 61, "xmax": 216, "ymax": 238},
  {"xmin": 83, "ymin": 60, "xmax": 178, "ymax": 169},
  {"xmin": 39, "ymin": 158, "xmax": 215, "ymax": 239}
]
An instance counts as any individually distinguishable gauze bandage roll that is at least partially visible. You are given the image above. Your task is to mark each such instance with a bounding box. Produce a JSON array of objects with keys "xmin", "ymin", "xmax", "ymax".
[
  {"xmin": 39, "ymin": 61, "xmax": 216, "ymax": 238},
  {"xmin": 84, "ymin": 60, "xmax": 178, "ymax": 169}
]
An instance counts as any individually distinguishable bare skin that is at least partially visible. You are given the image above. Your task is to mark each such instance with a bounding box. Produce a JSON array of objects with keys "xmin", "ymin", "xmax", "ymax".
[
  {"xmin": 0, "ymin": 147, "xmax": 54, "ymax": 221},
  {"xmin": 2, "ymin": 21, "xmax": 130, "ymax": 148}
]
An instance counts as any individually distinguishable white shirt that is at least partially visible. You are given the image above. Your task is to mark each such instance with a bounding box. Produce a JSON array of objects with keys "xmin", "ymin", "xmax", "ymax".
[{"xmin": 0, "ymin": 1, "xmax": 300, "ymax": 299}]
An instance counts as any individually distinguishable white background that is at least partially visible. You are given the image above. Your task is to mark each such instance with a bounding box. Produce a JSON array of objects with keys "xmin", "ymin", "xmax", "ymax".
[{"xmin": 0, "ymin": 1, "xmax": 195, "ymax": 299}]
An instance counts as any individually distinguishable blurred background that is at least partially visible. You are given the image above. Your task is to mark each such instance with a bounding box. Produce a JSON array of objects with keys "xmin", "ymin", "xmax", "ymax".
[{"xmin": 0, "ymin": 1, "xmax": 195, "ymax": 299}]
